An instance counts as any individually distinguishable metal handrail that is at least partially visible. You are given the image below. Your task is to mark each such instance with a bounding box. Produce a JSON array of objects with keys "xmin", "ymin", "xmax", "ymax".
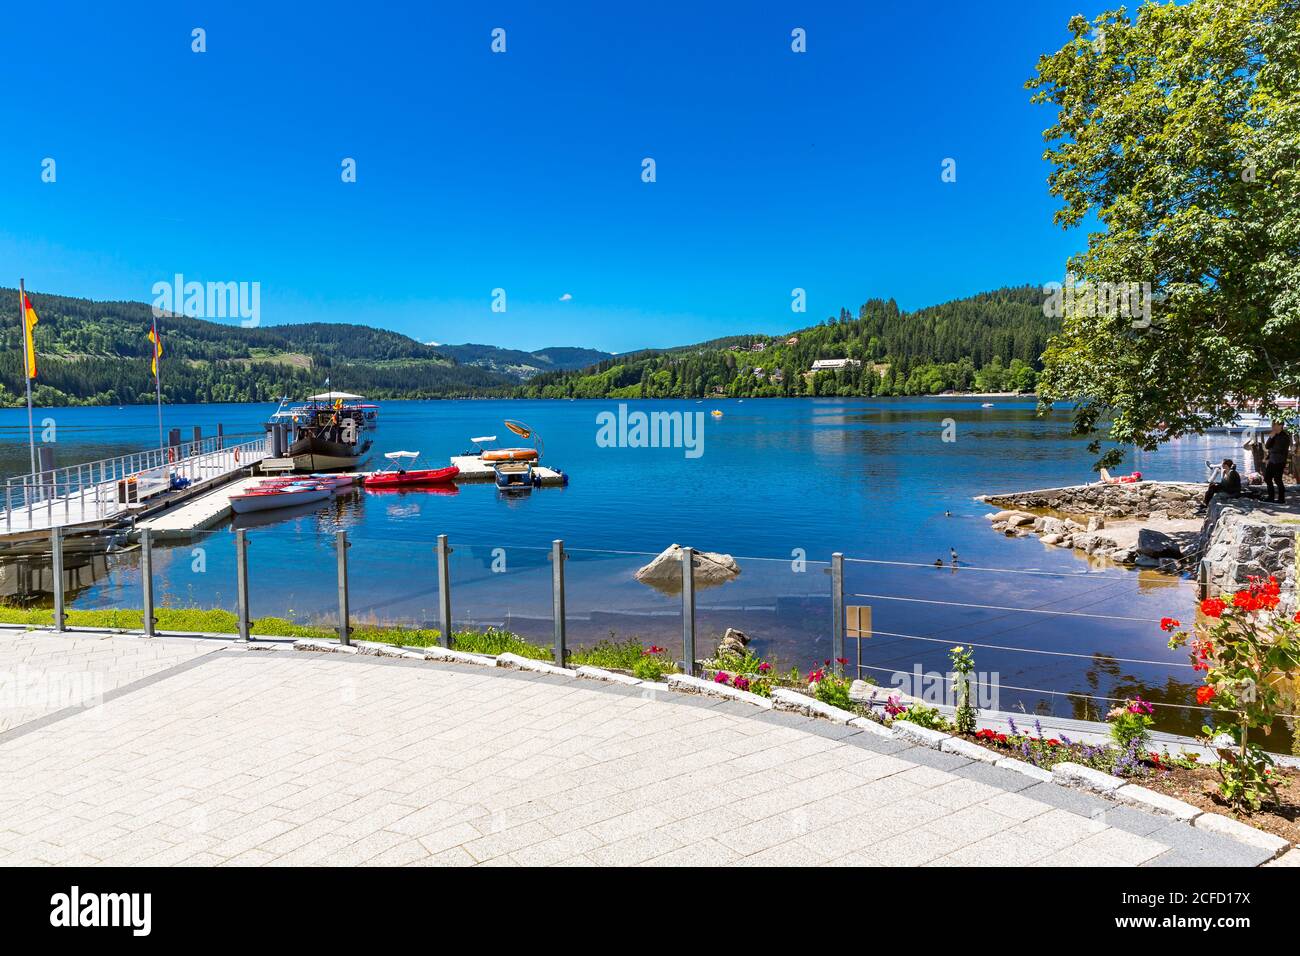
[{"xmin": 1, "ymin": 435, "xmax": 270, "ymax": 532}]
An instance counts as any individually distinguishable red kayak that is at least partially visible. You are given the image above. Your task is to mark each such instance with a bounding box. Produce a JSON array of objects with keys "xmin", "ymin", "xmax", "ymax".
[{"xmin": 362, "ymin": 465, "xmax": 460, "ymax": 488}]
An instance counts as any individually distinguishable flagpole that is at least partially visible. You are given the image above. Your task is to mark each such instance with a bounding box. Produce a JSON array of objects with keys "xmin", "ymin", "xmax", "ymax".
[
  {"xmin": 18, "ymin": 278, "xmax": 36, "ymax": 477},
  {"xmin": 152, "ymin": 318, "xmax": 164, "ymax": 452}
]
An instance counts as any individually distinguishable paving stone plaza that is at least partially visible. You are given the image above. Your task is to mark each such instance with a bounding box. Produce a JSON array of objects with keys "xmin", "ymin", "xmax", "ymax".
[{"xmin": 0, "ymin": 630, "xmax": 1286, "ymax": 867}]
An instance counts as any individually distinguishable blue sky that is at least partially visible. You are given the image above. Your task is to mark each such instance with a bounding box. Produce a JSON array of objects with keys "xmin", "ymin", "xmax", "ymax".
[{"xmin": 1, "ymin": 1, "xmax": 1096, "ymax": 352}]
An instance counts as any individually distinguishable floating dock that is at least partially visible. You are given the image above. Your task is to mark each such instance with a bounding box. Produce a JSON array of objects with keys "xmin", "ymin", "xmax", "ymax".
[
  {"xmin": 132, "ymin": 476, "xmax": 267, "ymax": 539},
  {"xmin": 449, "ymin": 456, "xmax": 567, "ymax": 485}
]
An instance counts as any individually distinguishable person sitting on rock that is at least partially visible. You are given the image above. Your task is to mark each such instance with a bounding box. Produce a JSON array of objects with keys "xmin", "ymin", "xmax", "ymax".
[
  {"xmin": 1098, "ymin": 468, "xmax": 1142, "ymax": 485},
  {"xmin": 1202, "ymin": 458, "xmax": 1242, "ymax": 508}
]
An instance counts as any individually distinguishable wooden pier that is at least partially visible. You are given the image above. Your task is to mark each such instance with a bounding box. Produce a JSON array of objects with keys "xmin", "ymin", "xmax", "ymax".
[
  {"xmin": 449, "ymin": 455, "xmax": 568, "ymax": 485},
  {"xmin": 1, "ymin": 434, "xmax": 270, "ymax": 542}
]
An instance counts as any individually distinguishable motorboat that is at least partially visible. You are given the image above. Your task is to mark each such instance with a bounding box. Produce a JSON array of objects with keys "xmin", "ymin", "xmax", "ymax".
[
  {"xmin": 494, "ymin": 459, "xmax": 535, "ymax": 491},
  {"xmin": 363, "ymin": 451, "xmax": 460, "ymax": 488},
  {"xmin": 284, "ymin": 400, "xmax": 372, "ymax": 471},
  {"xmin": 229, "ymin": 482, "xmax": 332, "ymax": 515}
]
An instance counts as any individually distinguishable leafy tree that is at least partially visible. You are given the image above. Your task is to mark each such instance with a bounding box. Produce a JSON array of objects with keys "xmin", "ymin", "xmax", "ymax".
[{"xmin": 1028, "ymin": 0, "xmax": 1300, "ymax": 466}]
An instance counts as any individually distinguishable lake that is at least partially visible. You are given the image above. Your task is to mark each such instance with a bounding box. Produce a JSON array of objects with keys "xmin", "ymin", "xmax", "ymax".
[{"xmin": 0, "ymin": 397, "xmax": 1257, "ymax": 741}]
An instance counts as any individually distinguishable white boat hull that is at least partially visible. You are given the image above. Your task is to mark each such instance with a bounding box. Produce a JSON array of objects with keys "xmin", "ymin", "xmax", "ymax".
[{"xmin": 229, "ymin": 487, "xmax": 331, "ymax": 515}]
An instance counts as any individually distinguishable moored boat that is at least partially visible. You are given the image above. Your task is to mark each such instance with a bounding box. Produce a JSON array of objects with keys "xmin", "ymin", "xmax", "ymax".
[
  {"xmin": 493, "ymin": 459, "xmax": 534, "ymax": 491},
  {"xmin": 229, "ymin": 484, "xmax": 331, "ymax": 514},
  {"xmin": 363, "ymin": 451, "xmax": 460, "ymax": 487}
]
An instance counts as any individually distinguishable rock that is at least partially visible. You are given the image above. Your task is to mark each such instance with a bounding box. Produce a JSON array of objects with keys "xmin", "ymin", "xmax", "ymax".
[
  {"xmin": 1137, "ymin": 527, "xmax": 1181, "ymax": 558},
  {"xmin": 716, "ymin": 627, "xmax": 749, "ymax": 658},
  {"xmin": 1040, "ymin": 534, "xmax": 1062, "ymax": 546},
  {"xmin": 635, "ymin": 544, "xmax": 740, "ymax": 594},
  {"xmin": 1087, "ymin": 515, "xmax": 1105, "ymax": 531},
  {"xmin": 1135, "ymin": 554, "xmax": 1160, "ymax": 568}
]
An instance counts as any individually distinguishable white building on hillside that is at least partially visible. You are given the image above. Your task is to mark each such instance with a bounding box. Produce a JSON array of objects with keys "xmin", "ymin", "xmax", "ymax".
[{"xmin": 810, "ymin": 358, "xmax": 861, "ymax": 371}]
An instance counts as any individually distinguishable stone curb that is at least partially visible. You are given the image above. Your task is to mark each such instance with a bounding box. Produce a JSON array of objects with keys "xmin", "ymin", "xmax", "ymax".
[
  {"xmin": 495, "ymin": 653, "xmax": 576, "ymax": 678},
  {"xmin": 575, "ymin": 665, "xmax": 642, "ymax": 686},
  {"xmin": 419, "ymin": 645, "xmax": 495, "ymax": 666},
  {"xmin": 1194, "ymin": 812, "xmax": 1290, "ymax": 859},
  {"xmin": 1266, "ymin": 848, "xmax": 1300, "ymax": 867},
  {"xmin": 940, "ymin": 736, "xmax": 1002, "ymax": 764},
  {"xmin": 1051, "ymin": 761, "xmax": 1124, "ymax": 794},
  {"xmin": 771, "ymin": 688, "xmax": 857, "ymax": 724},
  {"xmin": 1114, "ymin": 783, "xmax": 1202, "ymax": 822},
  {"xmin": 666, "ymin": 673, "xmax": 773, "ymax": 709},
  {"xmin": 994, "ymin": 758, "xmax": 1054, "ymax": 782},
  {"xmin": 891, "ymin": 720, "xmax": 952, "ymax": 748},
  {"xmin": 848, "ymin": 716, "xmax": 898, "ymax": 739}
]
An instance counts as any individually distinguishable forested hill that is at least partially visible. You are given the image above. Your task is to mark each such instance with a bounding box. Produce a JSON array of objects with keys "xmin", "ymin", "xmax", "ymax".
[
  {"xmin": 0, "ymin": 288, "xmax": 514, "ymax": 406},
  {"xmin": 518, "ymin": 286, "xmax": 1055, "ymax": 399}
]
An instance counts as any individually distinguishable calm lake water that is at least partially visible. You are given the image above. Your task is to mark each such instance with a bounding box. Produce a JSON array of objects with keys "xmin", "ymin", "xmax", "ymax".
[{"xmin": 0, "ymin": 398, "xmax": 1263, "ymax": 741}]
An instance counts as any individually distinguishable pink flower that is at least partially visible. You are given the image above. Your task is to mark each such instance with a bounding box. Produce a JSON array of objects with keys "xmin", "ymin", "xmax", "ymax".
[
  {"xmin": 732, "ymin": 675, "xmax": 750, "ymax": 691},
  {"xmin": 714, "ymin": 671, "xmax": 730, "ymax": 684},
  {"xmin": 757, "ymin": 662, "xmax": 771, "ymax": 673}
]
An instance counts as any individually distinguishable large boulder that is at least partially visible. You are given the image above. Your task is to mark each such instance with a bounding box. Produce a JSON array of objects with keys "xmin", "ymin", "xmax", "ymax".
[
  {"xmin": 635, "ymin": 544, "xmax": 741, "ymax": 594},
  {"xmin": 1137, "ymin": 528, "xmax": 1181, "ymax": 559},
  {"xmin": 715, "ymin": 627, "xmax": 749, "ymax": 658}
]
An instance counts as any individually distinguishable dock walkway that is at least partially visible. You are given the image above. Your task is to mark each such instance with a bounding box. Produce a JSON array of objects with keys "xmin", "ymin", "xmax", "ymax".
[
  {"xmin": 450, "ymin": 455, "xmax": 566, "ymax": 485},
  {"xmin": 1, "ymin": 435, "xmax": 269, "ymax": 539}
]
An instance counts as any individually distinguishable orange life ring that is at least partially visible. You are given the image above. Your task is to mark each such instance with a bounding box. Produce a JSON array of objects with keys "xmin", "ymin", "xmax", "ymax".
[
  {"xmin": 167, "ymin": 447, "xmax": 176, "ymax": 462},
  {"xmin": 234, "ymin": 447, "xmax": 240, "ymax": 463},
  {"xmin": 482, "ymin": 448, "xmax": 538, "ymax": 462}
]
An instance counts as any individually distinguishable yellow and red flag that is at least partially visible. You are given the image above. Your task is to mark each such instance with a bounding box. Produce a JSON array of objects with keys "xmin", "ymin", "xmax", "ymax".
[
  {"xmin": 20, "ymin": 293, "xmax": 38, "ymax": 379},
  {"xmin": 147, "ymin": 320, "xmax": 162, "ymax": 379}
]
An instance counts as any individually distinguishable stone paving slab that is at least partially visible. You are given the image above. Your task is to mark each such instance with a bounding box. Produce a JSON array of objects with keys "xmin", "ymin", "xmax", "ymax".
[
  {"xmin": 0, "ymin": 636, "xmax": 1278, "ymax": 867},
  {"xmin": 0, "ymin": 629, "xmax": 223, "ymax": 733}
]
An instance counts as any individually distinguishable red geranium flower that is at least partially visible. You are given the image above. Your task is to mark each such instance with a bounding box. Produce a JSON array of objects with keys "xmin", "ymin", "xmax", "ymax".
[
  {"xmin": 1195, "ymin": 685, "xmax": 1215, "ymax": 705},
  {"xmin": 1160, "ymin": 617, "xmax": 1181, "ymax": 632},
  {"xmin": 1201, "ymin": 598, "xmax": 1226, "ymax": 618}
]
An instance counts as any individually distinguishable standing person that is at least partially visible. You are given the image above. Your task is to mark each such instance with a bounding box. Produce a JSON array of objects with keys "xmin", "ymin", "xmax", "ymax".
[{"xmin": 1264, "ymin": 421, "xmax": 1292, "ymax": 503}]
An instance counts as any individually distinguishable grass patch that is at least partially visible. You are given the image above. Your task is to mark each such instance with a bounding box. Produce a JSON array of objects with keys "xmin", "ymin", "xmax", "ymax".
[
  {"xmin": 0, "ymin": 606, "xmax": 551, "ymax": 659},
  {"xmin": 568, "ymin": 638, "xmax": 649, "ymax": 671}
]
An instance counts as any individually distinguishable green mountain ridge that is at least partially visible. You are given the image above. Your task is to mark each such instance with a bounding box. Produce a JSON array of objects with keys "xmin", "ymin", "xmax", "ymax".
[
  {"xmin": 519, "ymin": 286, "xmax": 1056, "ymax": 399},
  {"xmin": 0, "ymin": 285, "xmax": 1056, "ymax": 406}
]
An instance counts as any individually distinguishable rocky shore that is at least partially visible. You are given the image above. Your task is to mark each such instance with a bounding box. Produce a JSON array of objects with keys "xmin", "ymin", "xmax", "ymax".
[
  {"xmin": 978, "ymin": 481, "xmax": 1203, "ymax": 569},
  {"xmin": 977, "ymin": 481, "xmax": 1300, "ymax": 611}
]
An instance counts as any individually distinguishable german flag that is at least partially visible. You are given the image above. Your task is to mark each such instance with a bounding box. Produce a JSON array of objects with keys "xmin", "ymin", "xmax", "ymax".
[
  {"xmin": 20, "ymin": 293, "xmax": 38, "ymax": 379},
  {"xmin": 147, "ymin": 319, "xmax": 163, "ymax": 379}
]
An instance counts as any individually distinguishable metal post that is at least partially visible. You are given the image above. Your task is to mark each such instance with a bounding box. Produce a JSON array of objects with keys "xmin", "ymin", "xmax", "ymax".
[
  {"xmin": 681, "ymin": 546, "xmax": 696, "ymax": 676},
  {"xmin": 436, "ymin": 534, "xmax": 452, "ymax": 647},
  {"xmin": 235, "ymin": 529, "xmax": 251, "ymax": 642},
  {"xmin": 551, "ymin": 539, "xmax": 566, "ymax": 666},
  {"xmin": 831, "ymin": 552, "xmax": 845, "ymax": 674},
  {"xmin": 141, "ymin": 528, "xmax": 156, "ymax": 636},
  {"xmin": 336, "ymin": 530, "xmax": 351, "ymax": 645},
  {"xmin": 51, "ymin": 526, "xmax": 65, "ymax": 632}
]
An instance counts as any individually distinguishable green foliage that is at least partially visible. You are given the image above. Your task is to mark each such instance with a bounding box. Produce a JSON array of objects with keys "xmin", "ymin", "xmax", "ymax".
[
  {"xmin": 0, "ymin": 288, "xmax": 514, "ymax": 405},
  {"xmin": 897, "ymin": 702, "xmax": 952, "ymax": 732},
  {"xmin": 449, "ymin": 627, "xmax": 553, "ymax": 660},
  {"xmin": 567, "ymin": 638, "xmax": 677, "ymax": 680},
  {"xmin": 949, "ymin": 645, "xmax": 978, "ymax": 735},
  {"xmin": 1029, "ymin": 0, "xmax": 1300, "ymax": 462},
  {"xmin": 519, "ymin": 287, "xmax": 1053, "ymax": 399},
  {"xmin": 1107, "ymin": 699, "xmax": 1155, "ymax": 755}
]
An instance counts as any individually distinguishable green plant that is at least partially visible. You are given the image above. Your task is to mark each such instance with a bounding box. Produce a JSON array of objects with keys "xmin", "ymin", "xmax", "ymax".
[
  {"xmin": 807, "ymin": 660, "xmax": 852, "ymax": 710},
  {"xmin": 949, "ymin": 645, "xmax": 977, "ymax": 734},
  {"xmin": 1107, "ymin": 697, "xmax": 1155, "ymax": 754},
  {"xmin": 450, "ymin": 627, "xmax": 553, "ymax": 661},
  {"xmin": 632, "ymin": 645, "xmax": 675, "ymax": 682},
  {"xmin": 568, "ymin": 637, "xmax": 651, "ymax": 672},
  {"xmin": 1166, "ymin": 577, "xmax": 1300, "ymax": 812},
  {"xmin": 898, "ymin": 702, "xmax": 952, "ymax": 732}
]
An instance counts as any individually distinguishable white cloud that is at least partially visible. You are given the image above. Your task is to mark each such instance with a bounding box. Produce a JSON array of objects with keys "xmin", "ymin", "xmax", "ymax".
[{"xmin": 558, "ymin": 293, "xmax": 573, "ymax": 302}]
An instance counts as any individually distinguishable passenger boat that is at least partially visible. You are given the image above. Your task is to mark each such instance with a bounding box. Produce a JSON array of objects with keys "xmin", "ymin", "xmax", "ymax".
[
  {"xmin": 493, "ymin": 460, "xmax": 535, "ymax": 491},
  {"xmin": 363, "ymin": 451, "xmax": 460, "ymax": 488},
  {"xmin": 265, "ymin": 392, "xmax": 380, "ymax": 431},
  {"xmin": 229, "ymin": 483, "xmax": 332, "ymax": 515},
  {"xmin": 283, "ymin": 400, "xmax": 372, "ymax": 471}
]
